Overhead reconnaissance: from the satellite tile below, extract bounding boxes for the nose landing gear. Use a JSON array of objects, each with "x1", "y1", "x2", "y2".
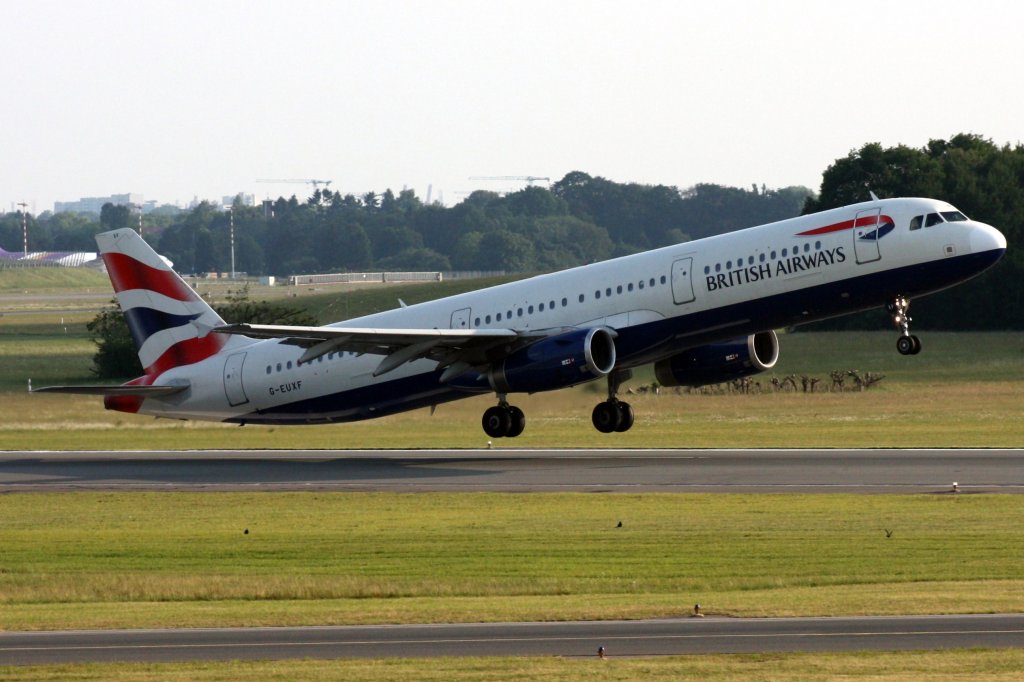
[
  {"x1": 889, "y1": 295, "x2": 921, "y2": 355},
  {"x1": 482, "y1": 396, "x2": 526, "y2": 438}
]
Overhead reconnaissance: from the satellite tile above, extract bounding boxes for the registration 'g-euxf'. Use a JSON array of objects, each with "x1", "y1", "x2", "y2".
[{"x1": 35, "y1": 197, "x2": 1006, "y2": 437}]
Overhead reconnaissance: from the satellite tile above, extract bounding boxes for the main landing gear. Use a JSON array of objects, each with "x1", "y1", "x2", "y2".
[
  {"x1": 482, "y1": 396, "x2": 526, "y2": 438},
  {"x1": 592, "y1": 370, "x2": 634, "y2": 433},
  {"x1": 888, "y1": 295, "x2": 921, "y2": 356}
]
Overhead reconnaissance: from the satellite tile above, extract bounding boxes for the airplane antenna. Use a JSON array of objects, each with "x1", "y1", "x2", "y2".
[{"x1": 869, "y1": 190, "x2": 880, "y2": 202}]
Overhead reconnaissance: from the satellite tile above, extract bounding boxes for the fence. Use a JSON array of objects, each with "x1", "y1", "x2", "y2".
[{"x1": 288, "y1": 270, "x2": 506, "y2": 286}]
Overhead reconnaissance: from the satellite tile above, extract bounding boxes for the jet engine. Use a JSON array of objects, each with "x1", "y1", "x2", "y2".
[
  {"x1": 654, "y1": 330, "x2": 779, "y2": 387},
  {"x1": 488, "y1": 327, "x2": 616, "y2": 394}
]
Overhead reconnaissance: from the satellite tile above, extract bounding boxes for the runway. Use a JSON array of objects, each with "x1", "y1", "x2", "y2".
[
  {"x1": 1, "y1": 448, "x2": 1022, "y2": 493},
  {"x1": 3, "y1": 615, "x2": 1023, "y2": 665}
]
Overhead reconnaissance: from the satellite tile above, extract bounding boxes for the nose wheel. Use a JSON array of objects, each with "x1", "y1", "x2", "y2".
[
  {"x1": 482, "y1": 397, "x2": 526, "y2": 438},
  {"x1": 592, "y1": 370, "x2": 634, "y2": 433},
  {"x1": 888, "y1": 295, "x2": 921, "y2": 356}
]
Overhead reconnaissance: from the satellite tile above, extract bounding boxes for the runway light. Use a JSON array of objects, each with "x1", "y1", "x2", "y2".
[
  {"x1": 952, "y1": 482, "x2": 959, "y2": 493},
  {"x1": 693, "y1": 603, "x2": 703, "y2": 617},
  {"x1": 597, "y1": 646, "x2": 606, "y2": 659}
]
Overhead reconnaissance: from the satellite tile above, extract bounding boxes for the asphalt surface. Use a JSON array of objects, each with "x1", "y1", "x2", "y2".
[
  {"x1": 3, "y1": 615, "x2": 1023, "y2": 665},
  {"x1": 0, "y1": 448, "x2": 1021, "y2": 493}
]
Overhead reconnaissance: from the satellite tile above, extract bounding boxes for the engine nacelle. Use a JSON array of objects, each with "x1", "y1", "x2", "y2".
[
  {"x1": 654, "y1": 330, "x2": 779, "y2": 388},
  {"x1": 489, "y1": 327, "x2": 617, "y2": 394}
]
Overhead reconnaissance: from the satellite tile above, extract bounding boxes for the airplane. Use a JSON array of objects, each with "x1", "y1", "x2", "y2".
[
  {"x1": 33, "y1": 196, "x2": 1006, "y2": 437},
  {"x1": 0, "y1": 245, "x2": 99, "y2": 267}
]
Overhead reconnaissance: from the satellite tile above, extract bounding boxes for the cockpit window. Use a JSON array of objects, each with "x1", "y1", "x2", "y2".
[
  {"x1": 941, "y1": 211, "x2": 968, "y2": 222},
  {"x1": 909, "y1": 215, "x2": 923, "y2": 231},
  {"x1": 924, "y1": 213, "x2": 944, "y2": 227}
]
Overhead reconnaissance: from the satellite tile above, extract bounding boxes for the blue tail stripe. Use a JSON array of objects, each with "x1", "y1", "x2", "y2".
[{"x1": 123, "y1": 307, "x2": 201, "y2": 350}]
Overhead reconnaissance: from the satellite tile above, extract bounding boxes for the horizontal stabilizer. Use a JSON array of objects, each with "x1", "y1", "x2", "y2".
[{"x1": 30, "y1": 384, "x2": 188, "y2": 397}]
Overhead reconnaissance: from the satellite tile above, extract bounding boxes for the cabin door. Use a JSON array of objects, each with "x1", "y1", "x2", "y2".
[
  {"x1": 853, "y1": 209, "x2": 882, "y2": 264},
  {"x1": 223, "y1": 352, "x2": 250, "y2": 407},
  {"x1": 450, "y1": 307, "x2": 472, "y2": 330},
  {"x1": 671, "y1": 257, "x2": 696, "y2": 304}
]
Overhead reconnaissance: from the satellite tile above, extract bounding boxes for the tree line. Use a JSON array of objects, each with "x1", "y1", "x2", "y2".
[{"x1": 1, "y1": 177, "x2": 810, "y2": 276}]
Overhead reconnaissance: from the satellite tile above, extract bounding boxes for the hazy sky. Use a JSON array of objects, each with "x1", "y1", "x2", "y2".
[{"x1": 3, "y1": 0, "x2": 1022, "y2": 213}]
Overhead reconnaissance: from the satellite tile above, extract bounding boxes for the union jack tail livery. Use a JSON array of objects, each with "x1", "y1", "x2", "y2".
[{"x1": 99, "y1": 230, "x2": 229, "y2": 378}]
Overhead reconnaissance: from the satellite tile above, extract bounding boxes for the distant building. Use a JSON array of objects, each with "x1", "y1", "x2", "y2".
[
  {"x1": 222, "y1": 193, "x2": 256, "y2": 209},
  {"x1": 54, "y1": 193, "x2": 149, "y2": 215}
]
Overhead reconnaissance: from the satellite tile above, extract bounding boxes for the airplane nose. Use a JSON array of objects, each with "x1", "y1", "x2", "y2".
[{"x1": 970, "y1": 222, "x2": 1007, "y2": 255}]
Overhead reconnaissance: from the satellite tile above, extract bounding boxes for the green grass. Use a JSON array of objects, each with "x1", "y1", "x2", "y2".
[
  {"x1": 5, "y1": 649, "x2": 1024, "y2": 681},
  {"x1": 0, "y1": 267, "x2": 109, "y2": 293},
  {"x1": 1, "y1": 493, "x2": 1022, "y2": 630}
]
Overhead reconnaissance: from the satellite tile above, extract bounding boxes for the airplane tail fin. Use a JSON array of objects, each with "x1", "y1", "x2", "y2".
[{"x1": 96, "y1": 229, "x2": 234, "y2": 380}]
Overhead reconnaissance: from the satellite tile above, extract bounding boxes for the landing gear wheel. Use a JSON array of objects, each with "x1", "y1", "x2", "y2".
[
  {"x1": 482, "y1": 405, "x2": 512, "y2": 438},
  {"x1": 614, "y1": 401, "x2": 634, "y2": 432},
  {"x1": 592, "y1": 401, "x2": 622, "y2": 433},
  {"x1": 506, "y1": 405, "x2": 526, "y2": 438},
  {"x1": 896, "y1": 335, "x2": 922, "y2": 356},
  {"x1": 889, "y1": 295, "x2": 922, "y2": 355}
]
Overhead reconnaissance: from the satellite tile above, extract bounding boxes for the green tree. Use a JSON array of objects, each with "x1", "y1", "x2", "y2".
[{"x1": 100, "y1": 203, "x2": 132, "y2": 230}]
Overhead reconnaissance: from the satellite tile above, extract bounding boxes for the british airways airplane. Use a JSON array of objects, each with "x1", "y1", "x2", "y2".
[{"x1": 35, "y1": 197, "x2": 1006, "y2": 437}]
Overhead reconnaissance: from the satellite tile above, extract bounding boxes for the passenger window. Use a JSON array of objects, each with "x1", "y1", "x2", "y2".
[
  {"x1": 605, "y1": 287, "x2": 612, "y2": 297},
  {"x1": 616, "y1": 285, "x2": 622, "y2": 294},
  {"x1": 496, "y1": 312, "x2": 502, "y2": 321},
  {"x1": 649, "y1": 278, "x2": 656, "y2": 287},
  {"x1": 639, "y1": 280, "x2": 645, "y2": 289},
  {"x1": 726, "y1": 260, "x2": 732, "y2": 269},
  {"x1": 562, "y1": 297, "x2": 568, "y2": 306},
  {"x1": 578, "y1": 294, "x2": 584, "y2": 303},
  {"x1": 528, "y1": 305, "x2": 534, "y2": 314},
  {"x1": 909, "y1": 215, "x2": 923, "y2": 231},
  {"x1": 660, "y1": 275, "x2": 666, "y2": 284},
  {"x1": 925, "y1": 213, "x2": 944, "y2": 227},
  {"x1": 538, "y1": 303, "x2": 545, "y2": 312},
  {"x1": 627, "y1": 282, "x2": 634, "y2": 292}
]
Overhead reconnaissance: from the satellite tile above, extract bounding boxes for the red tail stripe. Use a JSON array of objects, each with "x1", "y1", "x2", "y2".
[
  {"x1": 143, "y1": 334, "x2": 227, "y2": 378},
  {"x1": 103, "y1": 252, "x2": 195, "y2": 302}
]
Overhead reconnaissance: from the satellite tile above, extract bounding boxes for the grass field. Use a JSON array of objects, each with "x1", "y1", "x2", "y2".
[
  {"x1": 5, "y1": 649, "x2": 1024, "y2": 681},
  {"x1": 1, "y1": 493, "x2": 1022, "y2": 631}
]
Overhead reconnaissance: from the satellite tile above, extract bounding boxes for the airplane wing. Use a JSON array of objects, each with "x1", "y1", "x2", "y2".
[{"x1": 213, "y1": 323, "x2": 540, "y2": 379}]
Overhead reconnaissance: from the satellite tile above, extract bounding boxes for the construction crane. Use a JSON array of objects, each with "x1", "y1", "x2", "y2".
[
  {"x1": 256, "y1": 178, "x2": 334, "y2": 190},
  {"x1": 469, "y1": 176, "x2": 551, "y2": 186}
]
